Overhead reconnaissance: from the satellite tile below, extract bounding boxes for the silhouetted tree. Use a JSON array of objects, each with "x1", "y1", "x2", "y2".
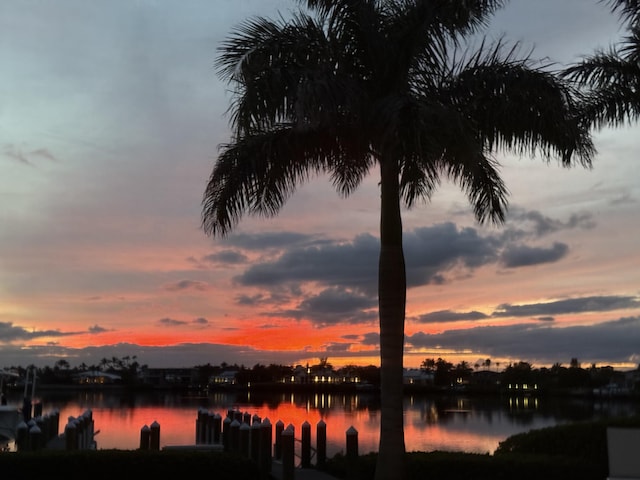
[{"x1": 202, "y1": 3, "x2": 592, "y2": 477}]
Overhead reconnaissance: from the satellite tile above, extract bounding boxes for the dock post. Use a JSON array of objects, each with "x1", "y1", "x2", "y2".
[
  {"x1": 222, "y1": 416, "x2": 231, "y2": 452},
  {"x1": 317, "y1": 420, "x2": 327, "y2": 467},
  {"x1": 301, "y1": 421, "x2": 311, "y2": 468},
  {"x1": 65, "y1": 420, "x2": 77, "y2": 450},
  {"x1": 139, "y1": 425, "x2": 150, "y2": 450},
  {"x1": 251, "y1": 421, "x2": 261, "y2": 463},
  {"x1": 150, "y1": 421, "x2": 160, "y2": 451},
  {"x1": 213, "y1": 413, "x2": 222, "y2": 444},
  {"x1": 274, "y1": 419, "x2": 284, "y2": 459},
  {"x1": 282, "y1": 424, "x2": 295, "y2": 480},
  {"x1": 240, "y1": 422, "x2": 251, "y2": 457},
  {"x1": 260, "y1": 418, "x2": 272, "y2": 478},
  {"x1": 346, "y1": 426, "x2": 359, "y2": 480}
]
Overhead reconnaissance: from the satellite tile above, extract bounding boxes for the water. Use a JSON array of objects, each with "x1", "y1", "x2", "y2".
[{"x1": 7, "y1": 389, "x2": 639, "y2": 456}]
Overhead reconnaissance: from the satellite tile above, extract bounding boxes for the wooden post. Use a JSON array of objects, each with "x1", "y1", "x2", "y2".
[
  {"x1": 317, "y1": 420, "x2": 327, "y2": 467},
  {"x1": 260, "y1": 418, "x2": 272, "y2": 479},
  {"x1": 230, "y1": 419, "x2": 241, "y2": 453},
  {"x1": 282, "y1": 424, "x2": 295, "y2": 480},
  {"x1": 16, "y1": 421, "x2": 28, "y2": 452},
  {"x1": 65, "y1": 420, "x2": 78, "y2": 451},
  {"x1": 274, "y1": 420, "x2": 284, "y2": 459},
  {"x1": 251, "y1": 421, "x2": 261, "y2": 463},
  {"x1": 195, "y1": 408, "x2": 204, "y2": 444},
  {"x1": 213, "y1": 413, "x2": 222, "y2": 444},
  {"x1": 223, "y1": 416, "x2": 231, "y2": 452},
  {"x1": 240, "y1": 422, "x2": 251, "y2": 457},
  {"x1": 139, "y1": 425, "x2": 150, "y2": 450},
  {"x1": 346, "y1": 426, "x2": 359, "y2": 480},
  {"x1": 301, "y1": 421, "x2": 311, "y2": 468},
  {"x1": 150, "y1": 421, "x2": 160, "y2": 451},
  {"x1": 29, "y1": 423, "x2": 42, "y2": 451}
]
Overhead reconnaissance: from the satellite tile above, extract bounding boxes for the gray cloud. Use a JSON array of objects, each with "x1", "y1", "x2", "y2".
[
  {"x1": 291, "y1": 287, "x2": 378, "y2": 326},
  {"x1": 236, "y1": 233, "x2": 380, "y2": 293},
  {"x1": 163, "y1": 280, "x2": 209, "y2": 292},
  {"x1": 88, "y1": 325, "x2": 109, "y2": 334},
  {"x1": 507, "y1": 209, "x2": 595, "y2": 238},
  {"x1": 406, "y1": 316, "x2": 640, "y2": 365},
  {"x1": 492, "y1": 295, "x2": 640, "y2": 317},
  {"x1": 158, "y1": 317, "x2": 187, "y2": 327},
  {"x1": 203, "y1": 250, "x2": 248, "y2": 264},
  {"x1": 416, "y1": 310, "x2": 490, "y2": 324},
  {"x1": 500, "y1": 242, "x2": 569, "y2": 267},
  {"x1": 0, "y1": 322, "x2": 80, "y2": 342}
]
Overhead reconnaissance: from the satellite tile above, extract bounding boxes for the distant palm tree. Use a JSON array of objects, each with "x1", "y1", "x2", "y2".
[
  {"x1": 202, "y1": 2, "x2": 593, "y2": 478},
  {"x1": 564, "y1": 0, "x2": 640, "y2": 127}
]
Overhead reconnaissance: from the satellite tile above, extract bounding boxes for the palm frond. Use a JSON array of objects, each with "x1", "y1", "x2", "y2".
[{"x1": 439, "y1": 41, "x2": 594, "y2": 167}]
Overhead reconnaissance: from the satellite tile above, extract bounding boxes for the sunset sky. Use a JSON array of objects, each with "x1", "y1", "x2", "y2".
[{"x1": 1, "y1": 0, "x2": 639, "y2": 371}]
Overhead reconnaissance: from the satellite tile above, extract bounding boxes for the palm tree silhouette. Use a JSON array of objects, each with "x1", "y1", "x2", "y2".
[
  {"x1": 202, "y1": 2, "x2": 593, "y2": 478},
  {"x1": 564, "y1": 0, "x2": 640, "y2": 128}
]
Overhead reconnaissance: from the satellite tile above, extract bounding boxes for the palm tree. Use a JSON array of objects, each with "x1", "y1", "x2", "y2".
[
  {"x1": 202, "y1": 2, "x2": 593, "y2": 478},
  {"x1": 563, "y1": 0, "x2": 640, "y2": 127}
]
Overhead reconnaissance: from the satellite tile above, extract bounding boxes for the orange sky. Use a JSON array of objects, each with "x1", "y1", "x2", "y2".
[{"x1": 1, "y1": 1, "x2": 639, "y2": 371}]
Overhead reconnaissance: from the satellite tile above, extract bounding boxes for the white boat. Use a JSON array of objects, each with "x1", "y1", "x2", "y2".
[
  {"x1": 0, "y1": 405, "x2": 20, "y2": 446},
  {"x1": 1, "y1": 369, "x2": 27, "y2": 449}
]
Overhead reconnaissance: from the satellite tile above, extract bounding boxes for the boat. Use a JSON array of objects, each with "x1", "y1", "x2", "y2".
[{"x1": 0, "y1": 368, "x2": 37, "y2": 450}]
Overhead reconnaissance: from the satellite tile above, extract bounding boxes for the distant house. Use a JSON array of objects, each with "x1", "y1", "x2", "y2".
[
  {"x1": 209, "y1": 370, "x2": 238, "y2": 387},
  {"x1": 73, "y1": 370, "x2": 122, "y2": 385},
  {"x1": 403, "y1": 369, "x2": 434, "y2": 386}
]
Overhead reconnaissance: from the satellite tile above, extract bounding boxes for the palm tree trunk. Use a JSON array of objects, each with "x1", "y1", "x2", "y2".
[{"x1": 375, "y1": 158, "x2": 407, "y2": 480}]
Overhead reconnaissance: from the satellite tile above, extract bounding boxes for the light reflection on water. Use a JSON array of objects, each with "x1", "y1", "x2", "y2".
[{"x1": 7, "y1": 390, "x2": 639, "y2": 456}]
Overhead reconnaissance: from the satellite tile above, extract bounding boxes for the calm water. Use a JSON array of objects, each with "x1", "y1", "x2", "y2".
[{"x1": 7, "y1": 389, "x2": 640, "y2": 456}]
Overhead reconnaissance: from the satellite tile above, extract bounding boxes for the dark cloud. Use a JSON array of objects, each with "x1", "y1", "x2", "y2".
[
  {"x1": 416, "y1": 310, "x2": 489, "y2": 324},
  {"x1": 507, "y1": 209, "x2": 595, "y2": 238},
  {"x1": 493, "y1": 295, "x2": 640, "y2": 317},
  {"x1": 202, "y1": 250, "x2": 248, "y2": 264},
  {"x1": 163, "y1": 280, "x2": 209, "y2": 291},
  {"x1": 236, "y1": 233, "x2": 380, "y2": 293},
  {"x1": 0, "y1": 322, "x2": 80, "y2": 342},
  {"x1": 500, "y1": 242, "x2": 569, "y2": 267},
  {"x1": 88, "y1": 325, "x2": 109, "y2": 334},
  {"x1": 406, "y1": 316, "x2": 640, "y2": 365},
  {"x1": 324, "y1": 342, "x2": 352, "y2": 353},
  {"x1": 235, "y1": 292, "x2": 291, "y2": 307},
  {"x1": 192, "y1": 317, "x2": 209, "y2": 326},
  {"x1": 361, "y1": 332, "x2": 380, "y2": 346},
  {"x1": 158, "y1": 317, "x2": 187, "y2": 327},
  {"x1": 292, "y1": 287, "x2": 378, "y2": 326}
]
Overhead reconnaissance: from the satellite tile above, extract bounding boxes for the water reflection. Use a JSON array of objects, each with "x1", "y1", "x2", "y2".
[{"x1": 8, "y1": 390, "x2": 639, "y2": 456}]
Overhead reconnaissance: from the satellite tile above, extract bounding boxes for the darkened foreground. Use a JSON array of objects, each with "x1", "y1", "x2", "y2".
[{"x1": 1, "y1": 416, "x2": 639, "y2": 480}]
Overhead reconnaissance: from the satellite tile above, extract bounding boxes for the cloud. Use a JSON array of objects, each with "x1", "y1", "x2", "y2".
[
  {"x1": 0, "y1": 322, "x2": 81, "y2": 343},
  {"x1": 88, "y1": 325, "x2": 109, "y2": 334},
  {"x1": 202, "y1": 250, "x2": 248, "y2": 264},
  {"x1": 236, "y1": 232, "x2": 380, "y2": 293},
  {"x1": 492, "y1": 295, "x2": 640, "y2": 317},
  {"x1": 163, "y1": 280, "x2": 209, "y2": 292},
  {"x1": 158, "y1": 317, "x2": 187, "y2": 327},
  {"x1": 406, "y1": 316, "x2": 640, "y2": 365},
  {"x1": 507, "y1": 209, "x2": 595, "y2": 238},
  {"x1": 289, "y1": 287, "x2": 378, "y2": 326},
  {"x1": 416, "y1": 310, "x2": 490, "y2": 324},
  {"x1": 500, "y1": 242, "x2": 569, "y2": 267}
]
